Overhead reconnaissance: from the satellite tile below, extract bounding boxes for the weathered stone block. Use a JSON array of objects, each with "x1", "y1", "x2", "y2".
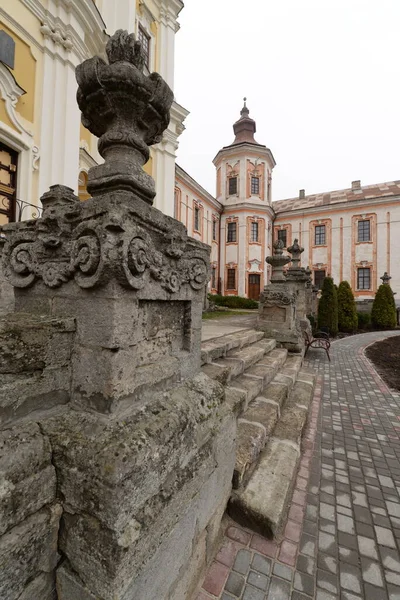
[
  {"x1": 40, "y1": 374, "x2": 235, "y2": 600},
  {"x1": 229, "y1": 439, "x2": 300, "y2": 537},
  {"x1": 0, "y1": 423, "x2": 56, "y2": 535},
  {"x1": 0, "y1": 504, "x2": 61, "y2": 600},
  {"x1": 18, "y1": 573, "x2": 56, "y2": 600},
  {"x1": 0, "y1": 314, "x2": 75, "y2": 426}
]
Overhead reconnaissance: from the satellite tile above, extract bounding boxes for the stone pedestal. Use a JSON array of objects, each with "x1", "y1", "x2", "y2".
[
  {"x1": 0, "y1": 31, "x2": 235, "y2": 600},
  {"x1": 257, "y1": 241, "x2": 303, "y2": 352},
  {"x1": 286, "y1": 240, "x2": 311, "y2": 335}
]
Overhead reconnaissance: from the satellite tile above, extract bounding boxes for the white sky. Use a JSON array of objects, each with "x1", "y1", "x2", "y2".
[{"x1": 174, "y1": 0, "x2": 400, "y2": 201}]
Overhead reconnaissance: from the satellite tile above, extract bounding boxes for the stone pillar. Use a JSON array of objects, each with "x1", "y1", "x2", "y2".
[
  {"x1": 257, "y1": 240, "x2": 303, "y2": 352},
  {"x1": 286, "y1": 239, "x2": 311, "y2": 334},
  {"x1": 0, "y1": 31, "x2": 235, "y2": 600}
]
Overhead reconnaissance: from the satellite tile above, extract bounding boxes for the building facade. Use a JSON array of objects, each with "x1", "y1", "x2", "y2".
[
  {"x1": 175, "y1": 103, "x2": 400, "y2": 300},
  {"x1": 0, "y1": 0, "x2": 186, "y2": 226}
]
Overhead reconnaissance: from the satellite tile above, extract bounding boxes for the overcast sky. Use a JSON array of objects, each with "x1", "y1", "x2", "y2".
[{"x1": 174, "y1": 0, "x2": 400, "y2": 201}]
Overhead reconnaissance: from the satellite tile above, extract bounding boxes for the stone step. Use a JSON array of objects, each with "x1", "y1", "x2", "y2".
[
  {"x1": 225, "y1": 374, "x2": 264, "y2": 415},
  {"x1": 200, "y1": 329, "x2": 264, "y2": 366},
  {"x1": 233, "y1": 398, "x2": 280, "y2": 489},
  {"x1": 228, "y1": 369, "x2": 317, "y2": 538}
]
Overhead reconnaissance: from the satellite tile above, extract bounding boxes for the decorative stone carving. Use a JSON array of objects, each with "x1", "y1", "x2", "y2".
[
  {"x1": 262, "y1": 289, "x2": 296, "y2": 306},
  {"x1": 266, "y1": 239, "x2": 291, "y2": 283},
  {"x1": 381, "y1": 271, "x2": 391, "y2": 284},
  {"x1": 1, "y1": 184, "x2": 209, "y2": 294},
  {"x1": 76, "y1": 29, "x2": 174, "y2": 201}
]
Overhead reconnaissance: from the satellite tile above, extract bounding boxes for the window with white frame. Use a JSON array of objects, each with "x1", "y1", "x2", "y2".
[
  {"x1": 251, "y1": 221, "x2": 259, "y2": 242},
  {"x1": 227, "y1": 222, "x2": 237, "y2": 243},
  {"x1": 251, "y1": 176, "x2": 260, "y2": 195},
  {"x1": 227, "y1": 268, "x2": 236, "y2": 290},
  {"x1": 358, "y1": 220, "x2": 371, "y2": 242},
  {"x1": 212, "y1": 219, "x2": 217, "y2": 241},
  {"x1": 315, "y1": 224, "x2": 326, "y2": 246},
  {"x1": 138, "y1": 26, "x2": 151, "y2": 69},
  {"x1": 357, "y1": 267, "x2": 371, "y2": 290},
  {"x1": 228, "y1": 177, "x2": 238, "y2": 195},
  {"x1": 194, "y1": 206, "x2": 200, "y2": 231},
  {"x1": 277, "y1": 229, "x2": 287, "y2": 247}
]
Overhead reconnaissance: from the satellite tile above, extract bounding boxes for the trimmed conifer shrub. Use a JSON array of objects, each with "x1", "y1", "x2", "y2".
[
  {"x1": 337, "y1": 281, "x2": 358, "y2": 332},
  {"x1": 371, "y1": 284, "x2": 397, "y2": 329},
  {"x1": 317, "y1": 276, "x2": 338, "y2": 336}
]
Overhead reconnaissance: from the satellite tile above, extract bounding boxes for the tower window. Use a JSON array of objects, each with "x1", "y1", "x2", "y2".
[
  {"x1": 138, "y1": 26, "x2": 151, "y2": 68},
  {"x1": 212, "y1": 219, "x2": 217, "y2": 241},
  {"x1": 277, "y1": 229, "x2": 287, "y2": 247},
  {"x1": 357, "y1": 267, "x2": 371, "y2": 290},
  {"x1": 194, "y1": 206, "x2": 200, "y2": 231},
  {"x1": 315, "y1": 224, "x2": 326, "y2": 246},
  {"x1": 227, "y1": 222, "x2": 237, "y2": 243},
  {"x1": 228, "y1": 177, "x2": 238, "y2": 195},
  {"x1": 358, "y1": 220, "x2": 371, "y2": 242},
  {"x1": 227, "y1": 268, "x2": 236, "y2": 290},
  {"x1": 251, "y1": 222, "x2": 259, "y2": 242},
  {"x1": 251, "y1": 176, "x2": 260, "y2": 195}
]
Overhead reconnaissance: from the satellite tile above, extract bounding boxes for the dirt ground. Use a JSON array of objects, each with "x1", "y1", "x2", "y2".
[{"x1": 365, "y1": 335, "x2": 400, "y2": 391}]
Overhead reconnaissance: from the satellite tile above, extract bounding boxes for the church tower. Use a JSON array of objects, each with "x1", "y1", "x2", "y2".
[{"x1": 213, "y1": 100, "x2": 276, "y2": 299}]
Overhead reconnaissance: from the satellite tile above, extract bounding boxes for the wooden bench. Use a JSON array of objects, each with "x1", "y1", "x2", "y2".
[{"x1": 304, "y1": 330, "x2": 331, "y2": 361}]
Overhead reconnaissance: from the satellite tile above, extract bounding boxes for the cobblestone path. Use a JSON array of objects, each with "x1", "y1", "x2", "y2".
[{"x1": 197, "y1": 331, "x2": 400, "y2": 600}]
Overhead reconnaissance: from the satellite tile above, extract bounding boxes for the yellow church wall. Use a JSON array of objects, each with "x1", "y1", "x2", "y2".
[
  {"x1": 0, "y1": 98, "x2": 17, "y2": 132},
  {"x1": 80, "y1": 123, "x2": 92, "y2": 150},
  {"x1": 0, "y1": 21, "x2": 38, "y2": 124},
  {"x1": 143, "y1": 153, "x2": 153, "y2": 177}
]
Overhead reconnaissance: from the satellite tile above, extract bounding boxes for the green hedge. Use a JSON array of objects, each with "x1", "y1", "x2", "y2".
[
  {"x1": 208, "y1": 294, "x2": 258, "y2": 310},
  {"x1": 317, "y1": 276, "x2": 338, "y2": 336},
  {"x1": 371, "y1": 284, "x2": 397, "y2": 329},
  {"x1": 357, "y1": 312, "x2": 371, "y2": 330},
  {"x1": 337, "y1": 281, "x2": 358, "y2": 332}
]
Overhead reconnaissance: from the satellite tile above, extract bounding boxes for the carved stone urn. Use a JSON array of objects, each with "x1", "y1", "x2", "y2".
[
  {"x1": 76, "y1": 29, "x2": 174, "y2": 202},
  {"x1": 266, "y1": 239, "x2": 291, "y2": 283}
]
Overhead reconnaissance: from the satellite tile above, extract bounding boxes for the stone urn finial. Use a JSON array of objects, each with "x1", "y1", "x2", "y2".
[
  {"x1": 266, "y1": 239, "x2": 291, "y2": 283},
  {"x1": 76, "y1": 29, "x2": 174, "y2": 202},
  {"x1": 381, "y1": 271, "x2": 391, "y2": 285},
  {"x1": 287, "y1": 238, "x2": 304, "y2": 270}
]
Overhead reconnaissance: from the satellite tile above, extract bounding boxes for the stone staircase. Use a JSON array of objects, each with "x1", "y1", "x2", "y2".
[{"x1": 201, "y1": 327, "x2": 316, "y2": 539}]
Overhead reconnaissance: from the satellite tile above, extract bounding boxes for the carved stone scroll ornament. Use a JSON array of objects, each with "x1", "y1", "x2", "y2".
[
  {"x1": 262, "y1": 290, "x2": 296, "y2": 307},
  {"x1": 75, "y1": 30, "x2": 174, "y2": 202}
]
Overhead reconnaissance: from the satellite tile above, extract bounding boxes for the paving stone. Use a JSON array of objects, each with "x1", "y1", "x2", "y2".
[
  {"x1": 297, "y1": 553, "x2": 315, "y2": 576},
  {"x1": 316, "y1": 569, "x2": 338, "y2": 594},
  {"x1": 272, "y1": 562, "x2": 293, "y2": 581},
  {"x1": 247, "y1": 570, "x2": 269, "y2": 591},
  {"x1": 233, "y1": 549, "x2": 251, "y2": 575},
  {"x1": 357, "y1": 535, "x2": 378, "y2": 560},
  {"x1": 266, "y1": 577, "x2": 291, "y2": 600},
  {"x1": 380, "y1": 547, "x2": 400, "y2": 572},
  {"x1": 364, "y1": 583, "x2": 390, "y2": 600},
  {"x1": 242, "y1": 585, "x2": 265, "y2": 600},
  {"x1": 361, "y1": 556, "x2": 384, "y2": 587},
  {"x1": 225, "y1": 571, "x2": 245, "y2": 597},
  {"x1": 317, "y1": 553, "x2": 337, "y2": 574},
  {"x1": 251, "y1": 553, "x2": 271, "y2": 576},
  {"x1": 375, "y1": 525, "x2": 396, "y2": 548},
  {"x1": 293, "y1": 571, "x2": 315, "y2": 596},
  {"x1": 340, "y1": 564, "x2": 362, "y2": 594},
  {"x1": 337, "y1": 513, "x2": 355, "y2": 534}
]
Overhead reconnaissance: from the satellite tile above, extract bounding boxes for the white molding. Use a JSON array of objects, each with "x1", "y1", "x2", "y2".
[
  {"x1": 0, "y1": 63, "x2": 32, "y2": 137},
  {"x1": 0, "y1": 121, "x2": 37, "y2": 206},
  {"x1": 79, "y1": 147, "x2": 98, "y2": 172}
]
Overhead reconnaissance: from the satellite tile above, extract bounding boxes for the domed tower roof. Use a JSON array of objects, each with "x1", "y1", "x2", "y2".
[{"x1": 232, "y1": 98, "x2": 261, "y2": 146}]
